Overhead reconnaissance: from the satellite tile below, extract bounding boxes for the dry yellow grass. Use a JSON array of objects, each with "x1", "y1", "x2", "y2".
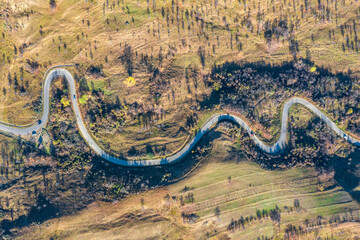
[
  {"x1": 0, "y1": 0, "x2": 360, "y2": 159},
  {"x1": 15, "y1": 130, "x2": 360, "y2": 239},
  {"x1": 1, "y1": 1, "x2": 360, "y2": 239}
]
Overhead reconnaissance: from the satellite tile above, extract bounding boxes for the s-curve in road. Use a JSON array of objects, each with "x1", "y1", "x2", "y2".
[{"x1": 0, "y1": 67, "x2": 359, "y2": 166}]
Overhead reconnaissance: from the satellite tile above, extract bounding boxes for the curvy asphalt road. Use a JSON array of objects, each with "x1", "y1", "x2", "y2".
[{"x1": 0, "y1": 67, "x2": 359, "y2": 166}]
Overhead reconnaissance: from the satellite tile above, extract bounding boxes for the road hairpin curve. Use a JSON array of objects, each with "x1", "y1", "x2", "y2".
[{"x1": 0, "y1": 66, "x2": 359, "y2": 166}]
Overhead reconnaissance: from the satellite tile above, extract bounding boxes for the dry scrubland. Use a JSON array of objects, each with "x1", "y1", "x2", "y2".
[
  {"x1": 1, "y1": 0, "x2": 360, "y2": 239},
  {"x1": 16, "y1": 132, "x2": 360, "y2": 239}
]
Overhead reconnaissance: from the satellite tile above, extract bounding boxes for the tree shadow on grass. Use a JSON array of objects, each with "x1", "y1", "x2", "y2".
[
  {"x1": 330, "y1": 151, "x2": 360, "y2": 202},
  {"x1": 85, "y1": 128, "x2": 224, "y2": 192},
  {"x1": 1, "y1": 193, "x2": 58, "y2": 235}
]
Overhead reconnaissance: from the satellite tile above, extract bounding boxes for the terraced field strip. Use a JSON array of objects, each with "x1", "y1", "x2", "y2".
[{"x1": 192, "y1": 177, "x2": 318, "y2": 212}]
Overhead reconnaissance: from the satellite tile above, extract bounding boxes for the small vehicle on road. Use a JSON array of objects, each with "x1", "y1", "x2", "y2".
[
  {"x1": 73, "y1": 94, "x2": 76, "y2": 99},
  {"x1": 38, "y1": 120, "x2": 42, "y2": 124},
  {"x1": 32, "y1": 131, "x2": 36, "y2": 136}
]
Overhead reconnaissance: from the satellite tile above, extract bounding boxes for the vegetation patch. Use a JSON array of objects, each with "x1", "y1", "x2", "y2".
[
  {"x1": 60, "y1": 97, "x2": 70, "y2": 107},
  {"x1": 79, "y1": 94, "x2": 89, "y2": 105},
  {"x1": 123, "y1": 76, "x2": 136, "y2": 87}
]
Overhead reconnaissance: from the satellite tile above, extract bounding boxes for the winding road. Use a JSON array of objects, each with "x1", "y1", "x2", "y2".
[{"x1": 0, "y1": 67, "x2": 359, "y2": 166}]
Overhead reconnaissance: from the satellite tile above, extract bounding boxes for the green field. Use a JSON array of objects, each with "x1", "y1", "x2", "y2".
[
  {"x1": 168, "y1": 136, "x2": 360, "y2": 239},
  {"x1": 15, "y1": 131, "x2": 360, "y2": 239}
]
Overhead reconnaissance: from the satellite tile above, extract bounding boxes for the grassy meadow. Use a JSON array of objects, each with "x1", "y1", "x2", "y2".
[{"x1": 15, "y1": 132, "x2": 360, "y2": 239}]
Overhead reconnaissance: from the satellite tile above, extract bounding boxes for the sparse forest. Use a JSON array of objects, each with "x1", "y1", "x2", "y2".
[{"x1": 1, "y1": 0, "x2": 360, "y2": 239}]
